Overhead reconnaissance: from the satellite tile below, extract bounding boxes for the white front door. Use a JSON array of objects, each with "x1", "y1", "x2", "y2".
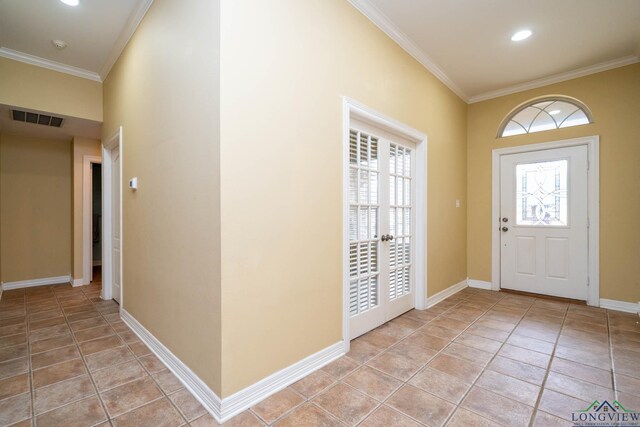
[
  {"x1": 349, "y1": 121, "x2": 415, "y2": 339},
  {"x1": 500, "y1": 145, "x2": 588, "y2": 300},
  {"x1": 111, "y1": 147, "x2": 121, "y2": 303}
]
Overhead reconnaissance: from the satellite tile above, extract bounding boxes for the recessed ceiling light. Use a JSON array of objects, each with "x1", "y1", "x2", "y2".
[
  {"x1": 60, "y1": 0, "x2": 79, "y2": 6},
  {"x1": 548, "y1": 110, "x2": 561, "y2": 115},
  {"x1": 52, "y1": 39, "x2": 68, "y2": 50},
  {"x1": 511, "y1": 30, "x2": 532, "y2": 42}
]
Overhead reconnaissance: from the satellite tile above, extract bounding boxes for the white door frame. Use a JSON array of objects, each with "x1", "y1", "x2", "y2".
[
  {"x1": 83, "y1": 155, "x2": 102, "y2": 286},
  {"x1": 101, "y1": 127, "x2": 123, "y2": 304},
  {"x1": 491, "y1": 135, "x2": 599, "y2": 306},
  {"x1": 343, "y1": 97, "x2": 427, "y2": 353}
]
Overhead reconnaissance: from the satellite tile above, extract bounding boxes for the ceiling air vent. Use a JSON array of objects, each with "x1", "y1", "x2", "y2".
[{"x1": 12, "y1": 109, "x2": 64, "y2": 128}]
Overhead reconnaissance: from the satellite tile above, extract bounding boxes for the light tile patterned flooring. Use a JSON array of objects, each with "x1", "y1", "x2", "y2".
[{"x1": 1, "y1": 285, "x2": 639, "y2": 426}]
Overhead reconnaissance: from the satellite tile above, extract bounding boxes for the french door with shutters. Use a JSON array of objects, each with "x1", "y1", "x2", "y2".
[
  {"x1": 348, "y1": 121, "x2": 415, "y2": 339},
  {"x1": 500, "y1": 145, "x2": 588, "y2": 300}
]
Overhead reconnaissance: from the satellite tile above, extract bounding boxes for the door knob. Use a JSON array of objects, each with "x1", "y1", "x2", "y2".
[
  {"x1": 502, "y1": 218, "x2": 508, "y2": 222},
  {"x1": 501, "y1": 227, "x2": 508, "y2": 232},
  {"x1": 388, "y1": 234, "x2": 394, "y2": 241},
  {"x1": 381, "y1": 234, "x2": 394, "y2": 242}
]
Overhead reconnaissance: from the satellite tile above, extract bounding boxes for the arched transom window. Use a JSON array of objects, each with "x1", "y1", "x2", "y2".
[{"x1": 498, "y1": 96, "x2": 593, "y2": 138}]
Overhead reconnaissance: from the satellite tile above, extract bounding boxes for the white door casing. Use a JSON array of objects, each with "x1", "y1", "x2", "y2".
[
  {"x1": 111, "y1": 148, "x2": 121, "y2": 303},
  {"x1": 101, "y1": 127, "x2": 123, "y2": 304},
  {"x1": 500, "y1": 146, "x2": 588, "y2": 300},
  {"x1": 491, "y1": 136, "x2": 599, "y2": 306},
  {"x1": 343, "y1": 97, "x2": 427, "y2": 349}
]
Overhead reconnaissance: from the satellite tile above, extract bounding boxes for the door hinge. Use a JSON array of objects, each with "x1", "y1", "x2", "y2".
[
  {"x1": 587, "y1": 217, "x2": 590, "y2": 228},
  {"x1": 587, "y1": 276, "x2": 590, "y2": 287}
]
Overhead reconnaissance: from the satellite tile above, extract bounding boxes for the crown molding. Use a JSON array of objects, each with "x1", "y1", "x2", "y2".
[
  {"x1": 347, "y1": 0, "x2": 469, "y2": 102},
  {"x1": 0, "y1": 47, "x2": 101, "y2": 82},
  {"x1": 99, "y1": 0, "x2": 154, "y2": 81},
  {"x1": 468, "y1": 55, "x2": 640, "y2": 103}
]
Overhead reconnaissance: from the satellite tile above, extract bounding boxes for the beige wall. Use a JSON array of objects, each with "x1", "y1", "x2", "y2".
[
  {"x1": 102, "y1": 0, "x2": 222, "y2": 393},
  {"x1": 0, "y1": 134, "x2": 71, "y2": 283},
  {"x1": 467, "y1": 63, "x2": 640, "y2": 303},
  {"x1": 0, "y1": 57, "x2": 102, "y2": 122},
  {"x1": 71, "y1": 138, "x2": 102, "y2": 282},
  {"x1": 219, "y1": 0, "x2": 467, "y2": 396}
]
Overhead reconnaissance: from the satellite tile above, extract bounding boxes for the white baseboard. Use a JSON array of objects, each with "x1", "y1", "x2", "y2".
[
  {"x1": 1, "y1": 275, "x2": 71, "y2": 291},
  {"x1": 426, "y1": 279, "x2": 468, "y2": 308},
  {"x1": 72, "y1": 277, "x2": 85, "y2": 287},
  {"x1": 93, "y1": 260, "x2": 102, "y2": 267},
  {"x1": 600, "y1": 299, "x2": 640, "y2": 314},
  {"x1": 121, "y1": 309, "x2": 344, "y2": 423},
  {"x1": 467, "y1": 279, "x2": 493, "y2": 290}
]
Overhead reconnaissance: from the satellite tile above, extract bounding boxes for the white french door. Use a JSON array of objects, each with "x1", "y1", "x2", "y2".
[
  {"x1": 500, "y1": 145, "x2": 588, "y2": 300},
  {"x1": 348, "y1": 121, "x2": 415, "y2": 339}
]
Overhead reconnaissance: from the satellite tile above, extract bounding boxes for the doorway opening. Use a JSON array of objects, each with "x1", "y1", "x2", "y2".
[
  {"x1": 83, "y1": 155, "x2": 102, "y2": 286},
  {"x1": 491, "y1": 136, "x2": 599, "y2": 306}
]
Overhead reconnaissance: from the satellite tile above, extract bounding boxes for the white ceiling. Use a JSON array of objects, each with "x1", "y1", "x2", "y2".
[
  {"x1": 0, "y1": 0, "x2": 152, "y2": 81},
  {"x1": 351, "y1": 0, "x2": 640, "y2": 102},
  {"x1": 0, "y1": 1, "x2": 638, "y2": 103}
]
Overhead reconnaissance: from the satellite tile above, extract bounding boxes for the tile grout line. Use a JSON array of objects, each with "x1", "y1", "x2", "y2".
[
  {"x1": 430, "y1": 292, "x2": 534, "y2": 427},
  {"x1": 526, "y1": 301, "x2": 570, "y2": 427},
  {"x1": 606, "y1": 309, "x2": 618, "y2": 402},
  {"x1": 354, "y1": 290, "x2": 505, "y2": 426},
  {"x1": 52, "y1": 283, "x2": 113, "y2": 426}
]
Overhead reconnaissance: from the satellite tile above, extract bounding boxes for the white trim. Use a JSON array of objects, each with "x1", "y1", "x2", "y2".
[
  {"x1": 599, "y1": 299, "x2": 640, "y2": 314},
  {"x1": 342, "y1": 97, "x2": 427, "y2": 353},
  {"x1": 121, "y1": 309, "x2": 344, "y2": 423},
  {"x1": 221, "y1": 342, "x2": 344, "y2": 422},
  {"x1": 467, "y1": 279, "x2": 493, "y2": 290},
  {"x1": 99, "y1": 0, "x2": 155, "y2": 80},
  {"x1": 2, "y1": 276, "x2": 71, "y2": 290},
  {"x1": 426, "y1": 280, "x2": 468, "y2": 308},
  {"x1": 347, "y1": 0, "x2": 467, "y2": 102},
  {"x1": 83, "y1": 155, "x2": 102, "y2": 286},
  {"x1": 101, "y1": 127, "x2": 123, "y2": 302},
  {"x1": 491, "y1": 136, "x2": 600, "y2": 306},
  {"x1": 72, "y1": 277, "x2": 84, "y2": 287},
  {"x1": 469, "y1": 56, "x2": 639, "y2": 103},
  {"x1": 0, "y1": 47, "x2": 101, "y2": 82}
]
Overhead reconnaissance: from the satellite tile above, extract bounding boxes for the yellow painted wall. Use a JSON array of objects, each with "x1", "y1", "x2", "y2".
[
  {"x1": 0, "y1": 57, "x2": 102, "y2": 122},
  {"x1": 467, "y1": 63, "x2": 640, "y2": 303},
  {"x1": 0, "y1": 134, "x2": 71, "y2": 282},
  {"x1": 71, "y1": 138, "x2": 102, "y2": 282},
  {"x1": 219, "y1": 0, "x2": 467, "y2": 396},
  {"x1": 102, "y1": 0, "x2": 222, "y2": 393}
]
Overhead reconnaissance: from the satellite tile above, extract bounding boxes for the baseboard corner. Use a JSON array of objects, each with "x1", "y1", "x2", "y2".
[
  {"x1": 121, "y1": 309, "x2": 344, "y2": 423},
  {"x1": 599, "y1": 298, "x2": 640, "y2": 314},
  {"x1": 467, "y1": 279, "x2": 493, "y2": 290},
  {"x1": 426, "y1": 279, "x2": 468, "y2": 308}
]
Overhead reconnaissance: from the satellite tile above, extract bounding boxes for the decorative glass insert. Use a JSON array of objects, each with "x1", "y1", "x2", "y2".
[
  {"x1": 499, "y1": 97, "x2": 592, "y2": 138},
  {"x1": 516, "y1": 160, "x2": 568, "y2": 226}
]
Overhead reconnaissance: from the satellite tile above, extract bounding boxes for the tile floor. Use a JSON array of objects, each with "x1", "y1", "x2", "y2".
[{"x1": 1, "y1": 285, "x2": 639, "y2": 426}]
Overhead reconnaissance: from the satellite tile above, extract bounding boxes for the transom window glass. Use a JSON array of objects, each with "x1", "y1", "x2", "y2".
[
  {"x1": 499, "y1": 96, "x2": 593, "y2": 138},
  {"x1": 516, "y1": 160, "x2": 568, "y2": 226}
]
